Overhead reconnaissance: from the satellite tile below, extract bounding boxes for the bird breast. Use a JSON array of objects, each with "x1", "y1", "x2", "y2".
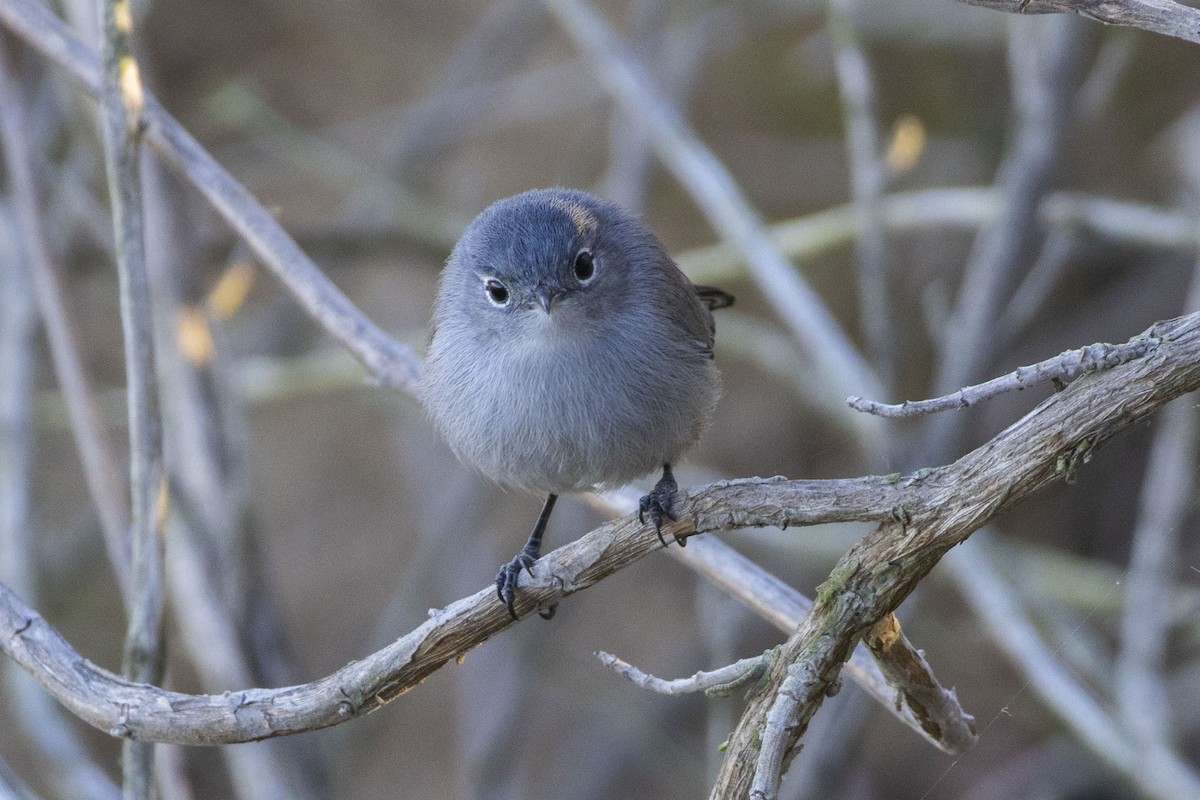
[{"x1": 423, "y1": 315, "x2": 717, "y2": 495}]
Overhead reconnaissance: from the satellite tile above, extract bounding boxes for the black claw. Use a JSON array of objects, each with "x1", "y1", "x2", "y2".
[
  {"x1": 496, "y1": 549, "x2": 539, "y2": 620},
  {"x1": 639, "y1": 464, "x2": 683, "y2": 547},
  {"x1": 496, "y1": 493, "x2": 558, "y2": 621}
]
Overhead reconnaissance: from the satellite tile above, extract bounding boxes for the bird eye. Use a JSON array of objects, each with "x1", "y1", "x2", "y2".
[
  {"x1": 484, "y1": 278, "x2": 510, "y2": 306},
  {"x1": 573, "y1": 249, "x2": 595, "y2": 283}
]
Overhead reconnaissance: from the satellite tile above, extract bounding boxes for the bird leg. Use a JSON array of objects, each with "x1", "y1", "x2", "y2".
[
  {"x1": 496, "y1": 493, "x2": 558, "y2": 620},
  {"x1": 639, "y1": 463, "x2": 683, "y2": 547}
]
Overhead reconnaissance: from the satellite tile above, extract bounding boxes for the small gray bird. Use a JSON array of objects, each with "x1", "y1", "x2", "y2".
[{"x1": 423, "y1": 188, "x2": 732, "y2": 619}]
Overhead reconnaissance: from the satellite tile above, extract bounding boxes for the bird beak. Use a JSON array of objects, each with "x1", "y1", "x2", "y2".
[{"x1": 534, "y1": 285, "x2": 559, "y2": 313}]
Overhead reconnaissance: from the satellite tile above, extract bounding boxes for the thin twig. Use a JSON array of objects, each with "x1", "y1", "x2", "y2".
[
  {"x1": 0, "y1": 0, "x2": 422, "y2": 394},
  {"x1": 596, "y1": 649, "x2": 775, "y2": 697},
  {"x1": 847, "y1": 335, "x2": 1160, "y2": 418},
  {"x1": 922, "y1": 16, "x2": 1086, "y2": 461},
  {"x1": 97, "y1": 0, "x2": 165, "y2": 795},
  {"x1": 541, "y1": 0, "x2": 884, "y2": 405},
  {"x1": 954, "y1": 0, "x2": 1200, "y2": 45}
]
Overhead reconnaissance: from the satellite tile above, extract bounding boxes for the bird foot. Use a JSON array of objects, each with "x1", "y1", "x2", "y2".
[
  {"x1": 639, "y1": 469, "x2": 683, "y2": 547},
  {"x1": 495, "y1": 547, "x2": 556, "y2": 620}
]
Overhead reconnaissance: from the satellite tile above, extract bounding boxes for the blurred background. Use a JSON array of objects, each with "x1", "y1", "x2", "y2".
[{"x1": 2, "y1": 0, "x2": 1200, "y2": 798}]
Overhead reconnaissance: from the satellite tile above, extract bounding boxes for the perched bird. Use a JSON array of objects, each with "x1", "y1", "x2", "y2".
[{"x1": 423, "y1": 188, "x2": 733, "y2": 619}]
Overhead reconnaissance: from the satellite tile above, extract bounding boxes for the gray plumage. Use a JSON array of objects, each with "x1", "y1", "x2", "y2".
[{"x1": 423, "y1": 188, "x2": 723, "y2": 496}]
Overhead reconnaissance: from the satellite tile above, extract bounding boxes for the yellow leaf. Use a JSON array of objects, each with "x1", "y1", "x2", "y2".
[
  {"x1": 208, "y1": 261, "x2": 255, "y2": 320},
  {"x1": 118, "y1": 56, "x2": 144, "y2": 132},
  {"x1": 177, "y1": 307, "x2": 215, "y2": 367},
  {"x1": 886, "y1": 114, "x2": 926, "y2": 175}
]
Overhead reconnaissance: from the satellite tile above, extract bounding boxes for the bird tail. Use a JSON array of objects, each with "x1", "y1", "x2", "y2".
[{"x1": 694, "y1": 285, "x2": 735, "y2": 310}]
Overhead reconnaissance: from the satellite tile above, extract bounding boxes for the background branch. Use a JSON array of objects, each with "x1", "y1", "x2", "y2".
[
  {"x1": 3, "y1": 0, "x2": 1200, "y2": 796},
  {"x1": 97, "y1": 0, "x2": 168, "y2": 794},
  {"x1": 0, "y1": 0, "x2": 423, "y2": 395}
]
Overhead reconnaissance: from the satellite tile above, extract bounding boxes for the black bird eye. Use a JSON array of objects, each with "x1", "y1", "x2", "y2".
[
  {"x1": 573, "y1": 248, "x2": 595, "y2": 283},
  {"x1": 484, "y1": 278, "x2": 510, "y2": 306}
]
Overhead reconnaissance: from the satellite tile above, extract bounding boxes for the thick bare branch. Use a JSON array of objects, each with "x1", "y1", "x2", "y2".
[
  {"x1": 955, "y1": 0, "x2": 1200, "y2": 45},
  {"x1": 0, "y1": 474, "x2": 902, "y2": 745},
  {"x1": 710, "y1": 310, "x2": 1200, "y2": 799}
]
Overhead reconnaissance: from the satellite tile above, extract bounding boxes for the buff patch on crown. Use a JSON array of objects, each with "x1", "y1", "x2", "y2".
[{"x1": 548, "y1": 196, "x2": 599, "y2": 237}]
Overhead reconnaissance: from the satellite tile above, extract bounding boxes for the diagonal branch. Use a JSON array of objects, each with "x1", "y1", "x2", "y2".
[
  {"x1": 0, "y1": 474, "x2": 902, "y2": 746},
  {"x1": 710, "y1": 309, "x2": 1200, "y2": 799},
  {"x1": 954, "y1": 0, "x2": 1200, "y2": 45}
]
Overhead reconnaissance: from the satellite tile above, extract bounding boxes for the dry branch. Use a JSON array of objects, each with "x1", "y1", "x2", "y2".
[
  {"x1": 592, "y1": 491, "x2": 979, "y2": 755},
  {"x1": 862, "y1": 614, "x2": 978, "y2": 756},
  {"x1": 596, "y1": 649, "x2": 775, "y2": 697},
  {"x1": 848, "y1": 335, "x2": 1160, "y2": 417},
  {"x1": 954, "y1": 0, "x2": 1200, "y2": 45},
  {"x1": 0, "y1": 475, "x2": 902, "y2": 745},
  {"x1": 710, "y1": 310, "x2": 1200, "y2": 799}
]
